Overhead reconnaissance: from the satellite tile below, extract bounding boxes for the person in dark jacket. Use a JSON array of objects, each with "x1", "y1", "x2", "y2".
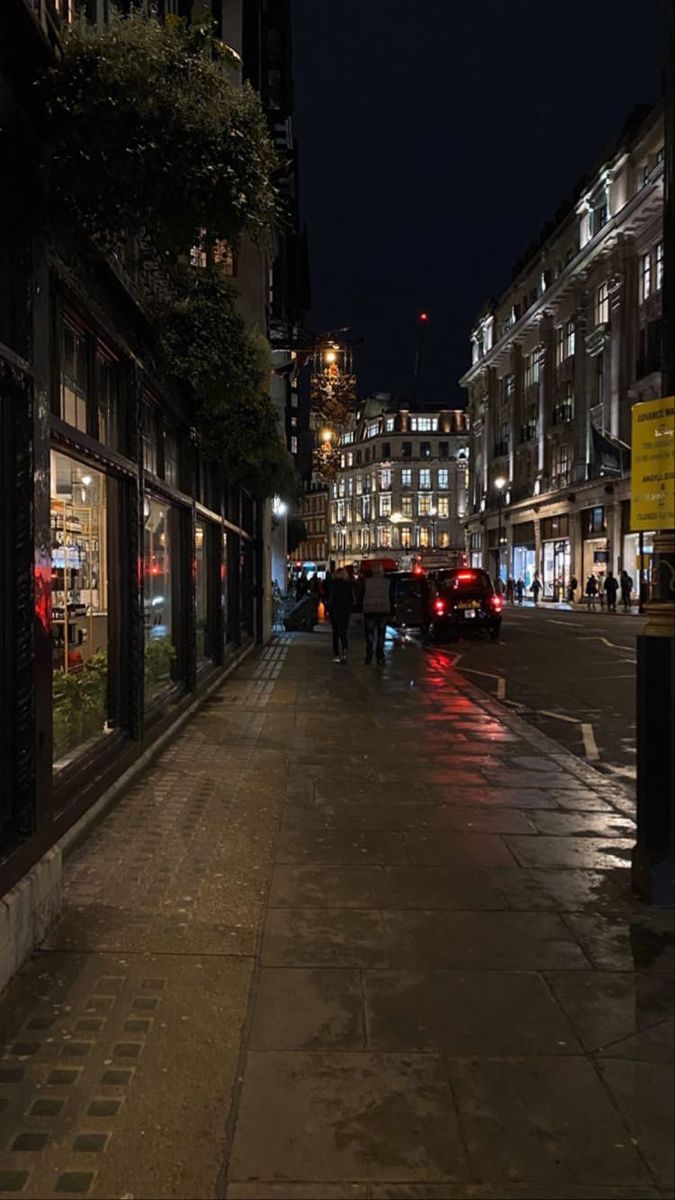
[
  {"x1": 360, "y1": 562, "x2": 394, "y2": 665},
  {"x1": 530, "y1": 574, "x2": 542, "y2": 604},
  {"x1": 620, "y1": 570, "x2": 633, "y2": 611},
  {"x1": 328, "y1": 568, "x2": 354, "y2": 663},
  {"x1": 585, "y1": 574, "x2": 598, "y2": 610},
  {"x1": 604, "y1": 570, "x2": 619, "y2": 612}
]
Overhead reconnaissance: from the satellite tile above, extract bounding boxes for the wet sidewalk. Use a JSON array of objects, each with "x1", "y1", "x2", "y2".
[{"x1": 0, "y1": 633, "x2": 673, "y2": 1199}]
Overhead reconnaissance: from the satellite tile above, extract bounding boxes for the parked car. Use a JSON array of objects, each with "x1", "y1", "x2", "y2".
[
  {"x1": 386, "y1": 570, "x2": 430, "y2": 631},
  {"x1": 426, "y1": 568, "x2": 503, "y2": 641}
]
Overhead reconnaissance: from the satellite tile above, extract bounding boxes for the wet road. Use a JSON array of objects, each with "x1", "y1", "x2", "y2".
[{"x1": 422, "y1": 604, "x2": 642, "y2": 792}]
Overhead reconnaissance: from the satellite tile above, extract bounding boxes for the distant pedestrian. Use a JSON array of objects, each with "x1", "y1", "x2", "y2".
[
  {"x1": 295, "y1": 570, "x2": 310, "y2": 602},
  {"x1": 597, "y1": 572, "x2": 606, "y2": 608},
  {"x1": 604, "y1": 570, "x2": 619, "y2": 612},
  {"x1": 506, "y1": 577, "x2": 515, "y2": 604},
  {"x1": 585, "y1": 574, "x2": 598, "y2": 610},
  {"x1": 516, "y1": 578, "x2": 524, "y2": 604},
  {"x1": 328, "y1": 568, "x2": 354, "y2": 663},
  {"x1": 359, "y1": 561, "x2": 394, "y2": 665},
  {"x1": 530, "y1": 574, "x2": 542, "y2": 605},
  {"x1": 620, "y1": 570, "x2": 633, "y2": 611},
  {"x1": 567, "y1": 576, "x2": 578, "y2": 605}
]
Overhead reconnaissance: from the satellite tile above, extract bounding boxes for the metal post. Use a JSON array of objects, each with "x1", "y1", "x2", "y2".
[
  {"x1": 497, "y1": 493, "x2": 503, "y2": 582},
  {"x1": 632, "y1": 0, "x2": 675, "y2": 905}
]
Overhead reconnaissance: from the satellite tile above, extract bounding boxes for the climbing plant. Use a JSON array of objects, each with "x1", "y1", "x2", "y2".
[
  {"x1": 160, "y1": 272, "x2": 298, "y2": 500},
  {"x1": 43, "y1": 11, "x2": 278, "y2": 262}
]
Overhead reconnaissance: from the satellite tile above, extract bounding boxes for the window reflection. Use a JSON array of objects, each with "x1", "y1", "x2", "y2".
[
  {"x1": 50, "y1": 452, "x2": 108, "y2": 767},
  {"x1": 144, "y1": 496, "x2": 175, "y2": 700}
]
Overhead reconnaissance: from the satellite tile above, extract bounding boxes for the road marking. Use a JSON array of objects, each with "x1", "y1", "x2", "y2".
[
  {"x1": 580, "y1": 636, "x2": 634, "y2": 652},
  {"x1": 539, "y1": 708, "x2": 580, "y2": 724},
  {"x1": 547, "y1": 619, "x2": 574, "y2": 626},
  {"x1": 581, "y1": 722, "x2": 599, "y2": 760},
  {"x1": 538, "y1": 708, "x2": 600, "y2": 761},
  {"x1": 461, "y1": 666, "x2": 506, "y2": 700}
]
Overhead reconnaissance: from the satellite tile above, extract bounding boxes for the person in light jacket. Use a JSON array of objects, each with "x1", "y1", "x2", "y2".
[{"x1": 359, "y1": 562, "x2": 394, "y2": 665}]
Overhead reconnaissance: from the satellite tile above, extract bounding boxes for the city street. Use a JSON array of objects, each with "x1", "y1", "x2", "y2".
[{"x1": 424, "y1": 605, "x2": 643, "y2": 792}]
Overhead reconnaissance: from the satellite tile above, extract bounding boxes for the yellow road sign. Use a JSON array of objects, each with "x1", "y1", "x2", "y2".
[{"x1": 631, "y1": 396, "x2": 675, "y2": 531}]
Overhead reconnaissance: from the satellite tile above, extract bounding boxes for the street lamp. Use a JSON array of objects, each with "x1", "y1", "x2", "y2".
[
  {"x1": 320, "y1": 428, "x2": 334, "y2": 443},
  {"x1": 494, "y1": 477, "x2": 506, "y2": 583}
]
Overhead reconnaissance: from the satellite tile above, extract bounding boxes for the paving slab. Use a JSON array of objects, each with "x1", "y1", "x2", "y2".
[
  {"x1": 448, "y1": 1057, "x2": 650, "y2": 1185},
  {"x1": 228, "y1": 1052, "x2": 468, "y2": 1184},
  {"x1": 363, "y1": 969, "x2": 581, "y2": 1055},
  {"x1": 545, "y1": 970, "x2": 674, "y2": 1055},
  {"x1": 249, "y1": 968, "x2": 365, "y2": 1051}
]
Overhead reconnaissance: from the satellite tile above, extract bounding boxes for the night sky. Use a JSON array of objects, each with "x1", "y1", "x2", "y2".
[{"x1": 291, "y1": 0, "x2": 668, "y2": 409}]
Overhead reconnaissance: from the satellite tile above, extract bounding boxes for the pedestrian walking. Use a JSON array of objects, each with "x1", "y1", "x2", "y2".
[
  {"x1": 585, "y1": 574, "x2": 598, "y2": 610},
  {"x1": 597, "y1": 572, "x2": 606, "y2": 608},
  {"x1": 516, "y1": 578, "x2": 524, "y2": 604},
  {"x1": 328, "y1": 568, "x2": 353, "y2": 663},
  {"x1": 359, "y1": 561, "x2": 394, "y2": 665},
  {"x1": 295, "y1": 569, "x2": 309, "y2": 602},
  {"x1": 604, "y1": 570, "x2": 619, "y2": 612},
  {"x1": 506, "y1": 576, "x2": 515, "y2": 604},
  {"x1": 530, "y1": 574, "x2": 542, "y2": 605},
  {"x1": 620, "y1": 569, "x2": 633, "y2": 611},
  {"x1": 567, "y1": 576, "x2": 578, "y2": 605}
]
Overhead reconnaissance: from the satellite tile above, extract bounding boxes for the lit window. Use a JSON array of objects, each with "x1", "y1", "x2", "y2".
[
  {"x1": 291, "y1": 435, "x2": 298, "y2": 454},
  {"x1": 385, "y1": 416, "x2": 395, "y2": 432},
  {"x1": 565, "y1": 320, "x2": 575, "y2": 358},
  {"x1": 555, "y1": 327, "x2": 565, "y2": 366},
  {"x1": 380, "y1": 468, "x2": 392, "y2": 489},
  {"x1": 401, "y1": 495, "x2": 413, "y2": 518},
  {"x1": 595, "y1": 282, "x2": 609, "y2": 325},
  {"x1": 418, "y1": 493, "x2": 432, "y2": 516},
  {"x1": 419, "y1": 527, "x2": 430, "y2": 548},
  {"x1": 401, "y1": 468, "x2": 412, "y2": 488},
  {"x1": 379, "y1": 493, "x2": 392, "y2": 517},
  {"x1": 438, "y1": 531, "x2": 450, "y2": 548},
  {"x1": 366, "y1": 421, "x2": 379, "y2": 438},
  {"x1": 438, "y1": 468, "x2": 449, "y2": 490},
  {"x1": 410, "y1": 416, "x2": 438, "y2": 432},
  {"x1": 640, "y1": 253, "x2": 652, "y2": 302},
  {"x1": 437, "y1": 496, "x2": 449, "y2": 518},
  {"x1": 655, "y1": 242, "x2": 664, "y2": 292},
  {"x1": 419, "y1": 468, "x2": 431, "y2": 489},
  {"x1": 347, "y1": 451, "x2": 354, "y2": 467},
  {"x1": 401, "y1": 527, "x2": 412, "y2": 549},
  {"x1": 356, "y1": 476, "x2": 363, "y2": 495},
  {"x1": 379, "y1": 524, "x2": 392, "y2": 548}
]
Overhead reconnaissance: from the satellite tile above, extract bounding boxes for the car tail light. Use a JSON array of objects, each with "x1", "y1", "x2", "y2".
[
  {"x1": 457, "y1": 571, "x2": 476, "y2": 581},
  {"x1": 434, "y1": 598, "x2": 446, "y2": 614},
  {"x1": 490, "y1": 595, "x2": 503, "y2": 611}
]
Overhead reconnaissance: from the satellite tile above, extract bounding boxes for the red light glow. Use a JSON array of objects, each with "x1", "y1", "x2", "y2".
[
  {"x1": 457, "y1": 571, "x2": 476, "y2": 581},
  {"x1": 412, "y1": 564, "x2": 425, "y2": 576},
  {"x1": 419, "y1": 312, "x2": 429, "y2": 322},
  {"x1": 490, "y1": 595, "x2": 503, "y2": 610},
  {"x1": 434, "y1": 598, "x2": 446, "y2": 614}
]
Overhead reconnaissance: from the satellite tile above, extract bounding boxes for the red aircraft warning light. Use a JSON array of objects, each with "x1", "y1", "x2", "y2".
[{"x1": 418, "y1": 311, "x2": 429, "y2": 322}]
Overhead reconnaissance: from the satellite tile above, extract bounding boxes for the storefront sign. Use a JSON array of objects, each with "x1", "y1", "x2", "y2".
[{"x1": 631, "y1": 397, "x2": 675, "y2": 530}]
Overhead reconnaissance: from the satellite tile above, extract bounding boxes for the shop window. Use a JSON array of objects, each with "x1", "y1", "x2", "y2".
[
  {"x1": 51, "y1": 452, "x2": 109, "y2": 769},
  {"x1": 438, "y1": 531, "x2": 450, "y2": 548},
  {"x1": 143, "y1": 496, "x2": 176, "y2": 701},
  {"x1": 195, "y1": 521, "x2": 209, "y2": 662},
  {"x1": 419, "y1": 527, "x2": 430, "y2": 548},
  {"x1": 60, "y1": 323, "x2": 89, "y2": 432},
  {"x1": 96, "y1": 352, "x2": 119, "y2": 449},
  {"x1": 401, "y1": 526, "x2": 412, "y2": 549},
  {"x1": 401, "y1": 495, "x2": 413, "y2": 518}
]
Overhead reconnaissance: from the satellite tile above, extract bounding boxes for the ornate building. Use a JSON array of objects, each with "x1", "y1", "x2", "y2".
[
  {"x1": 462, "y1": 104, "x2": 664, "y2": 599},
  {"x1": 329, "y1": 396, "x2": 469, "y2": 568}
]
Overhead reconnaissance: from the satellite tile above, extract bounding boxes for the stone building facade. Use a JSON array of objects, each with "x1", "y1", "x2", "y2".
[
  {"x1": 330, "y1": 396, "x2": 469, "y2": 568},
  {"x1": 461, "y1": 105, "x2": 664, "y2": 599}
]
